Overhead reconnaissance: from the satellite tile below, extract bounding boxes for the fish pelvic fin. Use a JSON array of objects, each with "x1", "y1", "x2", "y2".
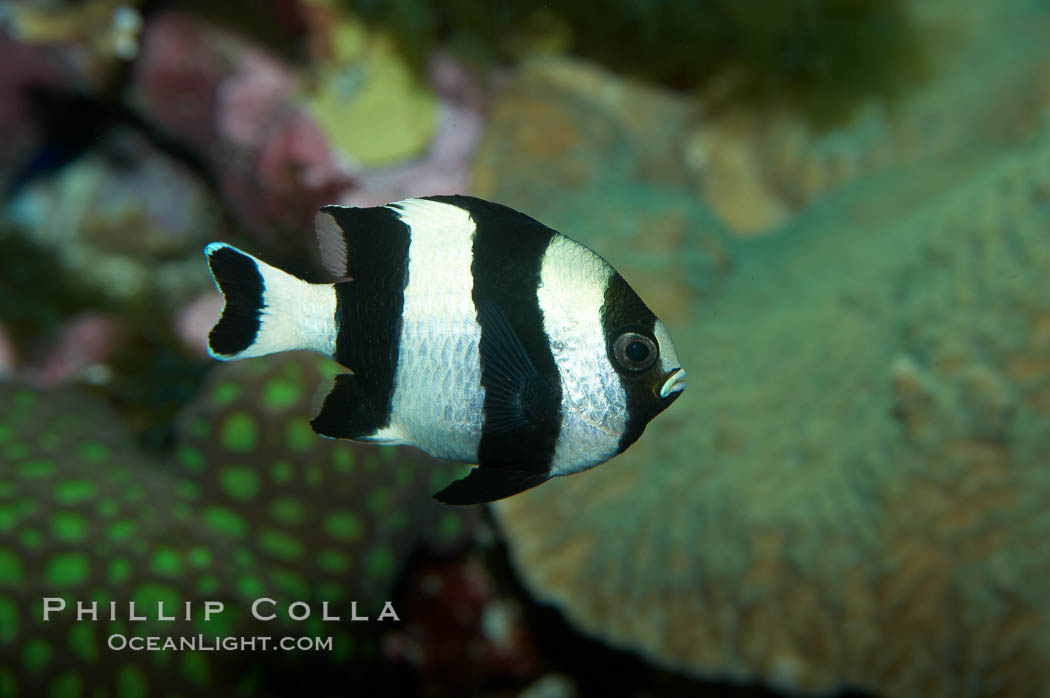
[{"x1": 204, "y1": 243, "x2": 337, "y2": 361}]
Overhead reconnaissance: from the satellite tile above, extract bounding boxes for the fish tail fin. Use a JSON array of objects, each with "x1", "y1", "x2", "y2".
[{"x1": 204, "y1": 243, "x2": 337, "y2": 361}]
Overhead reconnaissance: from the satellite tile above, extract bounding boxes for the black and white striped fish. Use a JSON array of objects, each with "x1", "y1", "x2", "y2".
[{"x1": 204, "y1": 195, "x2": 686, "y2": 505}]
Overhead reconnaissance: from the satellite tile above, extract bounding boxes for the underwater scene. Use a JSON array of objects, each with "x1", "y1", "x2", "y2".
[{"x1": 2, "y1": 0, "x2": 1050, "y2": 696}]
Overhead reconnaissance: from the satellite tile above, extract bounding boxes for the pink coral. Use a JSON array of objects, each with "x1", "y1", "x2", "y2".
[
  {"x1": 132, "y1": 11, "x2": 354, "y2": 246},
  {"x1": 0, "y1": 322, "x2": 16, "y2": 377},
  {"x1": 216, "y1": 50, "x2": 296, "y2": 148},
  {"x1": 384, "y1": 555, "x2": 542, "y2": 694},
  {"x1": 173, "y1": 291, "x2": 223, "y2": 358},
  {"x1": 255, "y1": 106, "x2": 352, "y2": 228},
  {"x1": 0, "y1": 36, "x2": 81, "y2": 188},
  {"x1": 32, "y1": 312, "x2": 123, "y2": 386},
  {"x1": 133, "y1": 13, "x2": 225, "y2": 149}
]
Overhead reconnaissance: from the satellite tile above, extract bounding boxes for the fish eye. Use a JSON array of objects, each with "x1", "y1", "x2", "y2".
[{"x1": 612, "y1": 331, "x2": 658, "y2": 373}]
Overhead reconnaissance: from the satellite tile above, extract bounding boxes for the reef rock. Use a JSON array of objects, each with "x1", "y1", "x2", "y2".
[
  {"x1": 8, "y1": 128, "x2": 218, "y2": 307},
  {"x1": 493, "y1": 87, "x2": 1050, "y2": 698}
]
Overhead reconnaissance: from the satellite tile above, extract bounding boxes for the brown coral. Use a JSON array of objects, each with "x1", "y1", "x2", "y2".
[{"x1": 493, "y1": 82, "x2": 1050, "y2": 698}]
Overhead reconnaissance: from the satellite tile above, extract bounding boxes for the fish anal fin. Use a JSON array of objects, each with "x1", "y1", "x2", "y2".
[
  {"x1": 311, "y1": 373, "x2": 384, "y2": 440},
  {"x1": 433, "y1": 467, "x2": 550, "y2": 505}
]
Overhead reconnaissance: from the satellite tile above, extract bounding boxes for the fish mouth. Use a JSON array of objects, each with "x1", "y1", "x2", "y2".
[{"x1": 659, "y1": 367, "x2": 687, "y2": 399}]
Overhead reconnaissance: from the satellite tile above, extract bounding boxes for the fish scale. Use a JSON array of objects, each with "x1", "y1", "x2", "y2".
[
  {"x1": 388, "y1": 198, "x2": 483, "y2": 462},
  {"x1": 395, "y1": 320, "x2": 482, "y2": 461}
]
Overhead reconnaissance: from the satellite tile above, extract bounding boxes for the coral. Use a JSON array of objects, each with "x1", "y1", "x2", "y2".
[
  {"x1": 384, "y1": 553, "x2": 542, "y2": 695},
  {"x1": 173, "y1": 352, "x2": 480, "y2": 607},
  {"x1": 2, "y1": 0, "x2": 143, "y2": 62},
  {"x1": 683, "y1": 0, "x2": 1050, "y2": 235},
  {"x1": 30, "y1": 312, "x2": 124, "y2": 387},
  {"x1": 0, "y1": 223, "x2": 113, "y2": 371},
  {"x1": 471, "y1": 58, "x2": 732, "y2": 325},
  {"x1": 349, "y1": 0, "x2": 929, "y2": 124},
  {"x1": 129, "y1": 12, "x2": 227, "y2": 148},
  {"x1": 0, "y1": 323, "x2": 14, "y2": 377},
  {"x1": 0, "y1": 34, "x2": 88, "y2": 194},
  {"x1": 493, "y1": 83, "x2": 1050, "y2": 698},
  {"x1": 3, "y1": 126, "x2": 217, "y2": 421},
  {"x1": 303, "y1": 3, "x2": 438, "y2": 167},
  {"x1": 131, "y1": 11, "x2": 354, "y2": 247},
  {"x1": 0, "y1": 354, "x2": 482, "y2": 695},
  {"x1": 8, "y1": 128, "x2": 219, "y2": 308},
  {"x1": 342, "y1": 51, "x2": 487, "y2": 207},
  {"x1": 173, "y1": 291, "x2": 225, "y2": 358},
  {"x1": 0, "y1": 384, "x2": 308, "y2": 696}
]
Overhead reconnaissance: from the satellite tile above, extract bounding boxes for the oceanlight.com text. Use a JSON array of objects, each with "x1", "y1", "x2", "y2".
[{"x1": 107, "y1": 634, "x2": 334, "y2": 652}]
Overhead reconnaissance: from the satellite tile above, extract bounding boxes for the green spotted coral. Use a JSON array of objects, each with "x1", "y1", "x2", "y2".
[
  {"x1": 173, "y1": 353, "x2": 478, "y2": 606},
  {"x1": 0, "y1": 385, "x2": 300, "y2": 696},
  {"x1": 0, "y1": 353, "x2": 479, "y2": 696}
]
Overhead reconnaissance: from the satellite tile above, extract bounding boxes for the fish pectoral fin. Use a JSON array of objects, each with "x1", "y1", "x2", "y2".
[
  {"x1": 315, "y1": 207, "x2": 351, "y2": 278},
  {"x1": 433, "y1": 467, "x2": 551, "y2": 505},
  {"x1": 476, "y1": 301, "x2": 552, "y2": 434},
  {"x1": 310, "y1": 373, "x2": 385, "y2": 440},
  {"x1": 315, "y1": 203, "x2": 415, "y2": 280}
]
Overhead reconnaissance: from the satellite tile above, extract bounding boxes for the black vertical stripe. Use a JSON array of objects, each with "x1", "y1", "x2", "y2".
[
  {"x1": 429, "y1": 195, "x2": 563, "y2": 473},
  {"x1": 325, "y1": 205, "x2": 411, "y2": 433},
  {"x1": 601, "y1": 272, "x2": 659, "y2": 453}
]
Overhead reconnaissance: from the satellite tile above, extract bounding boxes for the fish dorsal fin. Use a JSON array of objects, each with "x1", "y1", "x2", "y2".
[
  {"x1": 315, "y1": 207, "x2": 350, "y2": 279},
  {"x1": 476, "y1": 301, "x2": 551, "y2": 434},
  {"x1": 433, "y1": 467, "x2": 550, "y2": 505},
  {"x1": 422, "y1": 195, "x2": 556, "y2": 235}
]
